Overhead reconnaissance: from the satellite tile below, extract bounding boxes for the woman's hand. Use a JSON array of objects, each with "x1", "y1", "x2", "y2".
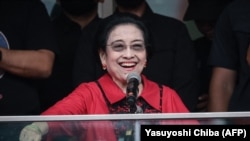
[{"x1": 19, "y1": 122, "x2": 48, "y2": 141}]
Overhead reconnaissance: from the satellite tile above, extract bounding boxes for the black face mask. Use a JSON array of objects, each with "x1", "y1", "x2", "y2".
[
  {"x1": 115, "y1": 0, "x2": 145, "y2": 9},
  {"x1": 60, "y1": 0, "x2": 97, "y2": 16}
]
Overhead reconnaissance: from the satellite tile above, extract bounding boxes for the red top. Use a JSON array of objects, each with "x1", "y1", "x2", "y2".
[{"x1": 42, "y1": 73, "x2": 197, "y2": 141}]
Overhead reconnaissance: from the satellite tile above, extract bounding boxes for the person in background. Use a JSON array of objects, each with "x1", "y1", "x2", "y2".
[
  {"x1": 184, "y1": 0, "x2": 233, "y2": 112},
  {"x1": 39, "y1": 0, "x2": 104, "y2": 112},
  {"x1": 19, "y1": 13, "x2": 196, "y2": 141},
  {"x1": 0, "y1": 0, "x2": 57, "y2": 115},
  {"x1": 0, "y1": 0, "x2": 57, "y2": 140},
  {"x1": 208, "y1": 0, "x2": 250, "y2": 112},
  {"x1": 71, "y1": 0, "x2": 106, "y2": 87},
  {"x1": 73, "y1": 0, "x2": 199, "y2": 112}
]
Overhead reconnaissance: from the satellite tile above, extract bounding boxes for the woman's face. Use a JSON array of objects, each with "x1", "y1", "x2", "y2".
[{"x1": 99, "y1": 24, "x2": 147, "y2": 86}]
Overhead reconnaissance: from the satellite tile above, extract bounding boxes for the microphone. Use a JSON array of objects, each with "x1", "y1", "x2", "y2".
[
  {"x1": 125, "y1": 73, "x2": 142, "y2": 141},
  {"x1": 126, "y1": 72, "x2": 141, "y2": 107}
]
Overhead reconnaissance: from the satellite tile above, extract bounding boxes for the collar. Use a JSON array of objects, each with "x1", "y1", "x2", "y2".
[{"x1": 98, "y1": 73, "x2": 161, "y2": 111}]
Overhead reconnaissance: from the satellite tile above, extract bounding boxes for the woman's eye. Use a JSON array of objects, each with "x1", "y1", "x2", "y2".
[
  {"x1": 112, "y1": 44, "x2": 125, "y2": 51},
  {"x1": 131, "y1": 44, "x2": 145, "y2": 51}
]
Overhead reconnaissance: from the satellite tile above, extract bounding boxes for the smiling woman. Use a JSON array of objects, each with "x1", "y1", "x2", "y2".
[
  {"x1": 97, "y1": 16, "x2": 148, "y2": 88},
  {"x1": 19, "y1": 13, "x2": 197, "y2": 141}
]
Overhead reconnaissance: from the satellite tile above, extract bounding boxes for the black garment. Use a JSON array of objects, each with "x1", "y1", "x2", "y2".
[
  {"x1": 137, "y1": 5, "x2": 199, "y2": 112},
  {"x1": 209, "y1": 0, "x2": 250, "y2": 111},
  {"x1": 184, "y1": 0, "x2": 233, "y2": 21},
  {"x1": 39, "y1": 12, "x2": 81, "y2": 111},
  {"x1": 0, "y1": 0, "x2": 57, "y2": 115},
  {"x1": 194, "y1": 37, "x2": 212, "y2": 97},
  {"x1": 72, "y1": 3, "x2": 199, "y2": 112},
  {"x1": 72, "y1": 17, "x2": 104, "y2": 87},
  {"x1": 39, "y1": 11, "x2": 103, "y2": 111}
]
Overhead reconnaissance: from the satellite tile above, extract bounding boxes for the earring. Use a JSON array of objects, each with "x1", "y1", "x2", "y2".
[{"x1": 102, "y1": 64, "x2": 107, "y2": 70}]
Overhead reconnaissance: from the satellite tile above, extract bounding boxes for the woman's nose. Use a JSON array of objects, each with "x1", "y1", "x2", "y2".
[{"x1": 124, "y1": 48, "x2": 134, "y2": 58}]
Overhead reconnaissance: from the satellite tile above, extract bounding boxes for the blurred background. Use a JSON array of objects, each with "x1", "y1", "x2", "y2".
[{"x1": 41, "y1": 0, "x2": 202, "y2": 41}]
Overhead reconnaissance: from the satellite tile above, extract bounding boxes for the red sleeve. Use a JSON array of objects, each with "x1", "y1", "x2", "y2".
[
  {"x1": 42, "y1": 84, "x2": 90, "y2": 115},
  {"x1": 41, "y1": 84, "x2": 90, "y2": 140},
  {"x1": 162, "y1": 86, "x2": 189, "y2": 112},
  {"x1": 161, "y1": 86, "x2": 200, "y2": 124}
]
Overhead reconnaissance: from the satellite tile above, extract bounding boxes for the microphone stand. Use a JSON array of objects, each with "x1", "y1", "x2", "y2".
[
  {"x1": 134, "y1": 105, "x2": 142, "y2": 141},
  {"x1": 124, "y1": 104, "x2": 136, "y2": 141},
  {"x1": 125, "y1": 102, "x2": 143, "y2": 141}
]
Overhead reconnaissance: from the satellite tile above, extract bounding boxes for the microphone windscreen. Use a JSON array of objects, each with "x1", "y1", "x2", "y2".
[{"x1": 126, "y1": 72, "x2": 141, "y2": 83}]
